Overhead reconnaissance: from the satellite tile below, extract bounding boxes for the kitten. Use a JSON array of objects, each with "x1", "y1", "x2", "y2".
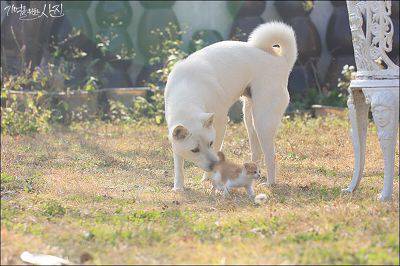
[{"x1": 211, "y1": 151, "x2": 261, "y2": 198}]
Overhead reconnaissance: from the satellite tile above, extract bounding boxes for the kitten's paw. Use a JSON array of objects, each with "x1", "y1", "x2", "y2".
[
  {"x1": 222, "y1": 190, "x2": 230, "y2": 198},
  {"x1": 201, "y1": 173, "x2": 211, "y2": 182}
]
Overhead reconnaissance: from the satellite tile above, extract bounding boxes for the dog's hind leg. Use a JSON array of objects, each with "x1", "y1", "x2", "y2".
[
  {"x1": 243, "y1": 97, "x2": 263, "y2": 162},
  {"x1": 250, "y1": 83, "x2": 289, "y2": 185}
]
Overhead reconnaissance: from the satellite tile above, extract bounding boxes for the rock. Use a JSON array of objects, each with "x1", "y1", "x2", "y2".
[
  {"x1": 83, "y1": 231, "x2": 95, "y2": 240},
  {"x1": 20, "y1": 251, "x2": 73, "y2": 265},
  {"x1": 80, "y1": 252, "x2": 93, "y2": 264},
  {"x1": 254, "y1": 193, "x2": 267, "y2": 205}
]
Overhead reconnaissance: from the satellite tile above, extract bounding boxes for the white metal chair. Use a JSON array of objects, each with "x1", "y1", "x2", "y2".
[{"x1": 344, "y1": 0, "x2": 399, "y2": 201}]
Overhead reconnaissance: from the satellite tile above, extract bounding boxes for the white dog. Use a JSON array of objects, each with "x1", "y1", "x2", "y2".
[{"x1": 165, "y1": 22, "x2": 298, "y2": 190}]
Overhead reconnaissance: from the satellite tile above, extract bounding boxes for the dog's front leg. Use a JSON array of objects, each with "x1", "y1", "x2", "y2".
[
  {"x1": 202, "y1": 115, "x2": 228, "y2": 182},
  {"x1": 173, "y1": 152, "x2": 185, "y2": 191},
  {"x1": 223, "y1": 181, "x2": 232, "y2": 198}
]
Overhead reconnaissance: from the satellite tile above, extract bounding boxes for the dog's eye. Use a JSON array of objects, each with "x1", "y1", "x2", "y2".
[
  {"x1": 209, "y1": 141, "x2": 213, "y2": 147},
  {"x1": 191, "y1": 146, "x2": 200, "y2": 153}
]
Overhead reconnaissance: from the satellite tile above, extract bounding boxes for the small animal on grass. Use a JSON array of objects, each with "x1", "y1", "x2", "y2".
[
  {"x1": 165, "y1": 21, "x2": 297, "y2": 191},
  {"x1": 209, "y1": 151, "x2": 261, "y2": 198}
]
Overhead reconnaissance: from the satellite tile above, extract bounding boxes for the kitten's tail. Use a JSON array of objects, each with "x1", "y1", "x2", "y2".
[{"x1": 217, "y1": 151, "x2": 225, "y2": 162}]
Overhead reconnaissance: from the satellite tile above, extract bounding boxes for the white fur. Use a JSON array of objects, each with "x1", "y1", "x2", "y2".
[
  {"x1": 211, "y1": 169, "x2": 257, "y2": 198},
  {"x1": 248, "y1": 21, "x2": 298, "y2": 69},
  {"x1": 225, "y1": 169, "x2": 256, "y2": 198},
  {"x1": 165, "y1": 22, "x2": 297, "y2": 190}
]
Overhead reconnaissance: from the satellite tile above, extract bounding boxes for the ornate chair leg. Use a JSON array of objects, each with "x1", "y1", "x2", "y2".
[
  {"x1": 343, "y1": 89, "x2": 369, "y2": 193},
  {"x1": 368, "y1": 90, "x2": 399, "y2": 201}
]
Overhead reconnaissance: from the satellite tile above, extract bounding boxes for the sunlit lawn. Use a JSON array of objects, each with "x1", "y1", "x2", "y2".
[{"x1": 1, "y1": 116, "x2": 399, "y2": 264}]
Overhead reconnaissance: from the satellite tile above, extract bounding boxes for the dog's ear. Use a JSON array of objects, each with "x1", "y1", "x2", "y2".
[
  {"x1": 200, "y1": 113, "x2": 214, "y2": 128},
  {"x1": 172, "y1": 125, "x2": 189, "y2": 140}
]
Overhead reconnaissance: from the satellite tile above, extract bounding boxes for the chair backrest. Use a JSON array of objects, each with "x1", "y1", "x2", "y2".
[{"x1": 346, "y1": 0, "x2": 399, "y2": 79}]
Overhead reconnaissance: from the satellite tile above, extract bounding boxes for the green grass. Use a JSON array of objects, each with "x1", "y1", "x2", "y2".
[
  {"x1": 1, "y1": 173, "x2": 15, "y2": 183},
  {"x1": 1, "y1": 116, "x2": 399, "y2": 264}
]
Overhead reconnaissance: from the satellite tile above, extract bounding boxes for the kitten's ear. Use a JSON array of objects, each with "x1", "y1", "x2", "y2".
[
  {"x1": 172, "y1": 125, "x2": 189, "y2": 140},
  {"x1": 200, "y1": 113, "x2": 215, "y2": 128},
  {"x1": 244, "y1": 163, "x2": 257, "y2": 172},
  {"x1": 244, "y1": 163, "x2": 251, "y2": 171},
  {"x1": 217, "y1": 151, "x2": 225, "y2": 162}
]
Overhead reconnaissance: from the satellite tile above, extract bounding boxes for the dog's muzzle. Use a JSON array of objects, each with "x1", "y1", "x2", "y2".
[{"x1": 207, "y1": 160, "x2": 218, "y2": 172}]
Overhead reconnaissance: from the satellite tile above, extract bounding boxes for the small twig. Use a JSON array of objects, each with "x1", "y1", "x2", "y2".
[
  {"x1": 1, "y1": 47, "x2": 7, "y2": 72},
  {"x1": 308, "y1": 58, "x2": 322, "y2": 94},
  {"x1": 10, "y1": 26, "x2": 25, "y2": 70},
  {"x1": 10, "y1": 26, "x2": 21, "y2": 52}
]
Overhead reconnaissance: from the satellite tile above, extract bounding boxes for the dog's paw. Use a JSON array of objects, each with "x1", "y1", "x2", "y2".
[
  {"x1": 172, "y1": 186, "x2": 184, "y2": 192},
  {"x1": 377, "y1": 193, "x2": 392, "y2": 202},
  {"x1": 341, "y1": 187, "x2": 353, "y2": 193}
]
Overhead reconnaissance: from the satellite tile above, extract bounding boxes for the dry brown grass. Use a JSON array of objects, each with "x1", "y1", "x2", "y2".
[{"x1": 1, "y1": 116, "x2": 399, "y2": 264}]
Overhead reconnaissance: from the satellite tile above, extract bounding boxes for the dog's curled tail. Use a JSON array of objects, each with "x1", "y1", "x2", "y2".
[
  {"x1": 217, "y1": 151, "x2": 225, "y2": 162},
  {"x1": 248, "y1": 21, "x2": 298, "y2": 69}
]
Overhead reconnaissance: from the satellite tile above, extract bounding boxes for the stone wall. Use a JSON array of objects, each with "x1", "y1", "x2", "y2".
[{"x1": 1, "y1": 1, "x2": 398, "y2": 93}]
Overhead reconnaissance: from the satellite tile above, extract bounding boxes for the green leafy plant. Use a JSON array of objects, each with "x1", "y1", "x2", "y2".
[
  {"x1": 1, "y1": 78, "x2": 52, "y2": 135},
  {"x1": 42, "y1": 201, "x2": 66, "y2": 217},
  {"x1": 302, "y1": 0, "x2": 314, "y2": 12},
  {"x1": 95, "y1": 33, "x2": 135, "y2": 61},
  {"x1": 132, "y1": 93, "x2": 165, "y2": 125},
  {"x1": 108, "y1": 99, "x2": 134, "y2": 123},
  {"x1": 0, "y1": 26, "x2": 141, "y2": 134},
  {"x1": 129, "y1": 23, "x2": 189, "y2": 125},
  {"x1": 289, "y1": 65, "x2": 355, "y2": 111},
  {"x1": 82, "y1": 76, "x2": 99, "y2": 92},
  {"x1": 50, "y1": 28, "x2": 135, "y2": 92},
  {"x1": 1, "y1": 62, "x2": 71, "y2": 93},
  {"x1": 148, "y1": 23, "x2": 187, "y2": 86},
  {"x1": 337, "y1": 65, "x2": 356, "y2": 92}
]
